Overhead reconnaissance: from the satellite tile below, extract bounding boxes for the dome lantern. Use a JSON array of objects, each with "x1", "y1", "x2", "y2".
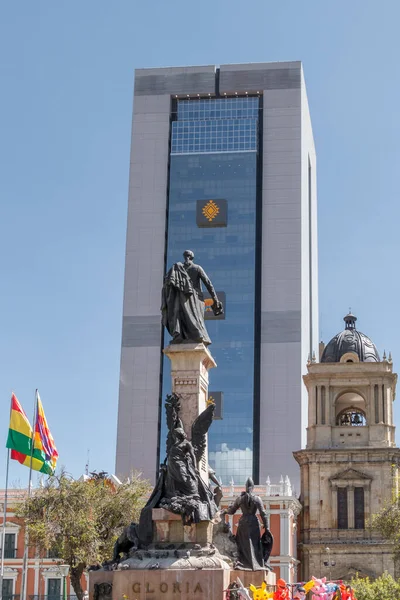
[{"x1": 343, "y1": 312, "x2": 357, "y2": 331}]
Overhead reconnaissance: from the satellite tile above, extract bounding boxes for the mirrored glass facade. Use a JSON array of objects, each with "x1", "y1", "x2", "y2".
[
  {"x1": 171, "y1": 98, "x2": 259, "y2": 155},
  {"x1": 161, "y1": 97, "x2": 260, "y2": 485}
]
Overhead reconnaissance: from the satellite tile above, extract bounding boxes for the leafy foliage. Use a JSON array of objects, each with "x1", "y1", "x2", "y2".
[
  {"x1": 351, "y1": 572, "x2": 400, "y2": 600},
  {"x1": 371, "y1": 495, "x2": 400, "y2": 557},
  {"x1": 16, "y1": 471, "x2": 150, "y2": 599}
]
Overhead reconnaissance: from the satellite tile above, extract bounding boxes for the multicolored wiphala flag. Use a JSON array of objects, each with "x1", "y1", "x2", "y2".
[{"x1": 34, "y1": 391, "x2": 58, "y2": 473}]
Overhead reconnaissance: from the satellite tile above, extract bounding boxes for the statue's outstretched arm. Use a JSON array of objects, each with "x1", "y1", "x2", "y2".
[
  {"x1": 198, "y1": 267, "x2": 218, "y2": 301},
  {"x1": 225, "y1": 496, "x2": 241, "y2": 515}
]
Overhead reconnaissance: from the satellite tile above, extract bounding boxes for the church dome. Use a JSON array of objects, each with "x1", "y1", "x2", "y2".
[{"x1": 320, "y1": 313, "x2": 380, "y2": 363}]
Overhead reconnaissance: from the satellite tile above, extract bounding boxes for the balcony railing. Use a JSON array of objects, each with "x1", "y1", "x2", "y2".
[
  {"x1": 0, "y1": 547, "x2": 18, "y2": 558},
  {"x1": 1, "y1": 595, "x2": 21, "y2": 600},
  {"x1": 301, "y1": 528, "x2": 384, "y2": 543}
]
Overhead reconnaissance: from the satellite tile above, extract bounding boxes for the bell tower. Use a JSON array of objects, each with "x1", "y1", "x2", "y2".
[{"x1": 294, "y1": 313, "x2": 400, "y2": 580}]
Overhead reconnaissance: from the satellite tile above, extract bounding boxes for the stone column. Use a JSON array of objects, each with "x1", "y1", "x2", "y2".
[
  {"x1": 383, "y1": 384, "x2": 388, "y2": 423},
  {"x1": 309, "y1": 383, "x2": 316, "y2": 426},
  {"x1": 329, "y1": 386, "x2": 335, "y2": 426},
  {"x1": 376, "y1": 382, "x2": 384, "y2": 423},
  {"x1": 365, "y1": 481, "x2": 372, "y2": 528},
  {"x1": 280, "y1": 562, "x2": 290, "y2": 583},
  {"x1": 280, "y1": 513, "x2": 289, "y2": 555},
  {"x1": 388, "y1": 384, "x2": 393, "y2": 425},
  {"x1": 163, "y1": 342, "x2": 216, "y2": 484},
  {"x1": 33, "y1": 560, "x2": 39, "y2": 596},
  {"x1": 331, "y1": 483, "x2": 338, "y2": 528},
  {"x1": 302, "y1": 462, "x2": 310, "y2": 531},
  {"x1": 370, "y1": 382, "x2": 375, "y2": 424},
  {"x1": 347, "y1": 486, "x2": 355, "y2": 529}
]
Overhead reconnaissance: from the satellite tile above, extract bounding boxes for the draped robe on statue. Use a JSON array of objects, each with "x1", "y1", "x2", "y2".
[
  {"x1": 161, "y1": 262, "x2": 217, "y2": 345},
  {"x1": 226, "y1": 491, "x2": 273, "y2": 571},
  {"x1": 165, "y1": 438, "x2": 199, "y2": 497}
]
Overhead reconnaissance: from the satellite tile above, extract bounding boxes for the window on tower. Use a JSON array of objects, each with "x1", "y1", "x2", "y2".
[
  {"x1": 332, "y1": 476, "x2": 370, "y2": 531},
  {"x1": 354, "y1": 487, "x2": 365, "y2": 529},
  {"x1": 337, "y1": 487, "x2": 348, "y2": 529},
  {"x1": 336, "y1": 408, "x2": 366, "y2": 427}
]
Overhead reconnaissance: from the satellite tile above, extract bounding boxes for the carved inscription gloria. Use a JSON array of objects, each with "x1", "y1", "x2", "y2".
[{"x1": 131, "y1": 581, "x2": 203, "y2": 594}]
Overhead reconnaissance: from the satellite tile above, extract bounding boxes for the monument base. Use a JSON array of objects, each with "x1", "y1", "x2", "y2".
[
  {"x1": 90, "y1": 568, "x2": 230, "y2": 600},
  {"x1": 89, "y1": 567, "x2": 276, "y2": 600},
  {"x1": 230, "y1": 569, "x2": 276, "y2": 588},
  {"x1": 152, "y1": 508, "x2": 213, "y2": 546},
  {"x1": 116, "y1": 509, "x2": 231, "y2": 571}
]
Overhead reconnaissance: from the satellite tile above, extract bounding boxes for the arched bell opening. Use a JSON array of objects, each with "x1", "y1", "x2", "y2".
[
  {"x1": 335, "y1": 391, "x2": 367, "y2": 426},
  {"x1": 336, "y1": 407, "x2": 367, "y2": 427}
]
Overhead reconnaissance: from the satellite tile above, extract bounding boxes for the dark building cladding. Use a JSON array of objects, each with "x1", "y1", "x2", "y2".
[{"x1": 161, "y1": 96, "x2": 261, "y2": 485}]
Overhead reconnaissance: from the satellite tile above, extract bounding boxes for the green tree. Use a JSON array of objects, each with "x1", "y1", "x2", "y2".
[
  {"x1": 371, "y1": 495, "x2": 400, "y2": 558},
  {"x1": 16, "y1": 471, "x2": 150, "y2": 600},
  {"x1": 351, "y1": 572, "x2": 400, "y2": 600}
]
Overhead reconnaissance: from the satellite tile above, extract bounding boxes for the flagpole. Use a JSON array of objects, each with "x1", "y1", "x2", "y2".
[
  {"x1": 21, "y1": 390, "x2": 37, "y2": 600},
  {"x1": 1, "y1": 393, "x2": 15, "y2": 596},
  {"x1": 0, "y1": 448, "x2": 11, "y2": 596}
]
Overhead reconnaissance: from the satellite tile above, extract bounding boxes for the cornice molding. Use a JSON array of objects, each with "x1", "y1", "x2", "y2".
[{"x1": 293, "y1": 447, "x2": 400, "y2": 465}]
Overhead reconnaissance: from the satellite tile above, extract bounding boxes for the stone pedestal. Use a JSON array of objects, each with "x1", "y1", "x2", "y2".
[
  {"x1": 163, "y1": 343, "x2": 216, "y2": 483},
  {"x1": 152, "y1": 508, "x2": 213, "y2": 545},
  {"x1": 90, "y1": 569, "x2": 230, "y2": 600},
  {"x1": 230, "y1": 569, "x2": 276, "y2": 588},
  {"x1": 89, "y1": 568, "x2": 276, "y2": 600}
]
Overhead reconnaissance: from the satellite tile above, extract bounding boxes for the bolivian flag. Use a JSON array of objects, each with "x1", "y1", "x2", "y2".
[{"x1": 6, "y1": 393, "x2": 57, "y2": 475}]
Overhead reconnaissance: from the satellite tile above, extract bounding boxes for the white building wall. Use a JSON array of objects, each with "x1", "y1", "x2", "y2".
[
  {"x1": 259, "y1": 83, "x2": 303, "y2": 489},
  {"x1": 258, "y1": 66, "x2": 318, "y2": 489},
  {"x1": 115, "y1": 92, "x2": 171, "y2": 483},
  {"x1": 300, "y1": 67, "x2": 319, "y2": 448}
]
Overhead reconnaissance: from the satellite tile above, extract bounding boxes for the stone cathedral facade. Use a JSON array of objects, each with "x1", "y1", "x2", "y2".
[{"x1": 294, "y1": 313, "x2": 400, "y2": 580}]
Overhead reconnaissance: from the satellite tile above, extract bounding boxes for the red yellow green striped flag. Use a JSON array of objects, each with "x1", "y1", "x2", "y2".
[
  {"x1": 34, "y1": 391, "x2": 58, "y2": 473},
  {"x1": 6, "y1": 393, "x2": 57, "y2": 475}
]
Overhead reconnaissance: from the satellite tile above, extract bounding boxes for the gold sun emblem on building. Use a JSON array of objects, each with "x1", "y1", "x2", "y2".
[{"x1": 202, "y1": 200, "x2": 220, "y2": 222}]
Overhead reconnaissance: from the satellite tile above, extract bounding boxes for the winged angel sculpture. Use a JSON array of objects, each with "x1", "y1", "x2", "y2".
[
  {"x1": 161, "y1": 393, "x2": 218, "y2": 520},
  {"x1": 135, "y1": 394, "x2": 219, "y2": 546}
]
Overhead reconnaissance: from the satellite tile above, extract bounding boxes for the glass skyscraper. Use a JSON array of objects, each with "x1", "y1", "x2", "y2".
[
  {"x1": 116, "y1": 63, "x2": 318, "y2": 489},
  {"x1": 162, "y1": 97, "x2": 259, "y2": 484}
]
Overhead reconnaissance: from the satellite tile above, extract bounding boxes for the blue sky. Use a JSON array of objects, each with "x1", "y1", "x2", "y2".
[{"x1": 1, "y1": 0, "x2": 399, "y2": 485}]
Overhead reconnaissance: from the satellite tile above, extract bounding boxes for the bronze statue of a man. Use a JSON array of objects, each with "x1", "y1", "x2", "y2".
[{"x1": 161, "y1": 250, "x2": 222, "y2": 345}]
